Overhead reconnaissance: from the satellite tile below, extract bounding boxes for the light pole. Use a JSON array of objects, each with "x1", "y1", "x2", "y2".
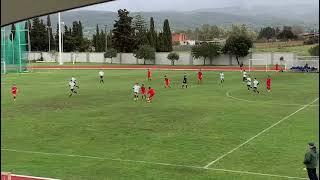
[
  {"x1": 58, "y1": 12, "x2": 62, "y2": 65},
  {"x1": 61, "y1": 22, "x2": 64, "y2": 52},
  {"x1": 104, "y1": 25, "x2": 107, "y2": 52}
]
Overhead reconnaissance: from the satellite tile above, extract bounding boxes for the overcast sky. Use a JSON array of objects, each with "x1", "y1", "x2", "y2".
[{"x1": 79, "y1": 0, "x2": 318, "y2": 12}]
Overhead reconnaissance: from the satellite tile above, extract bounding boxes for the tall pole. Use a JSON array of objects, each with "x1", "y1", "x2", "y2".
[
  {"x1": 27, "y1": 21, "x2": 32, "y2": 72},
  {"x1": 58, "y1": 12, "x2": 62, "y2": 65},
  {"x1": 104, "y1": 25, "x2": 107, "y2": 52}
]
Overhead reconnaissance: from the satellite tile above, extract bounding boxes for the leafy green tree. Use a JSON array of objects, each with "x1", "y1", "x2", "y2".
[
  {"x1": 167, "y1": 52, "x2": 179, "y2": 66},
  {"x1": 133, "y1": 14, "x2": 149, "y2": 47},
  {"x1": 258, "y1": 27, "x2": 276, "y2": 40},
  {"x1": 46, "y1": 15, "x2": 55, "y2": 51},
  {"x1": 309, "y1": 45, "x2": 319, "y2": 56},
  {"x1": 30, "y1": 17, "x2": 47, "y2": 51},
  {"x1": 133, "y1": 45, "x2": 156, "y2": 65},
  {"x1": 112, "y1": 9, "x2": 136, "y2": 52},
  {"x1": 277, "y1": 26, "x2": 297, "y2": 40},
  {"x1": 162, "y1": 19, "x2": 172, "y2": 52},
  {"x1": 223, "y1": 35, "x2": 253, "y2": 65},
  {"x1": 192, "y1": 43, "x2": 222, "y2": 65},
  {"x1": 54, "y1": 23, "x2": 59, "y2": 51},
  {"x1": 148, "y1": 17, "x2": 157, "y2": 49},
  {"x1": 104, "y1": 48, "x2": 117, "y2": 63},
  {"x1": 156, "y1": 32, "x2": 164, "y2": 52}
]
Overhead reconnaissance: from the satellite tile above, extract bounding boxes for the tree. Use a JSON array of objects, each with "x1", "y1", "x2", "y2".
[
  {"x1": 223, "y1": 35, "x2": 253, "y2": 65},
  {"x1": 46, "y1": 15, "x2": 55, "y2": 51},
  {"x1": 133, "y1": 45, "x2": 156, "y2": 65},
  {"x1": 156, "y1": 32, "x2": 165, "y2": 52},
  {"x1": 192, "y1": 43, "x2": 222, "y2": 65},
  {"x1": 162, "y1": 19, "x2": 172, "y2": 52},
  {"x1": 133, "y1": 14, "x2": 149, "y2": 47},
  {"x1": 112, "y1": 9, "x2": 136, "y2": 52},
  {"x1": 277, "y1": 26, "x2": 297, "y2": 40},
  {"x1": 30, "y1": 17, "x2": 47, "y2": 51},
  {"x1": 167, "y1": 52, "x2": 179, "y2": 66},
  {"x1": 228, "y1": 24, "x2": 257, "y2": 41},
  {"x1": 148, "y1": 17, "x2": 157, "y2": 49},
  {"x1": 309, "y1": 45, "x2": 319, "y2": 56},
  {"x1": 104, "y1": 48, "x2": 117, "y2": 63},
  {"x1": 258, "y1": 27, "x2": 276, "y2": 40},
  {"x1": 54, "y1": 23, "x2": 59, "y2": 51}
]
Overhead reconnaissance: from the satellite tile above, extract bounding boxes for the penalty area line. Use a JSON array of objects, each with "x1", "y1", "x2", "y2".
[{"x1": 204, "y1": 98, "x2": 319, "y2": 169}]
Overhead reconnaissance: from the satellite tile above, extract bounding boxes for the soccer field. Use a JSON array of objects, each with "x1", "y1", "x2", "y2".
[{"x1": 1, "y1": 69, "x2": 319, "y2": 180}]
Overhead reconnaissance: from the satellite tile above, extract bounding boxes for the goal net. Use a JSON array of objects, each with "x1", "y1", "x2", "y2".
[
  {"x1": 287, "y1": 56, "x2": 319, "y2": 72},
  {"x1": 249, "y1": 59, "x2": 269, "y2": 72},
  {"x1": 1, "y1": 60, "x2": 6, "y2": 74},
  {"x1": 1, "y1": 22, "x2": 28, "y2": 73}
]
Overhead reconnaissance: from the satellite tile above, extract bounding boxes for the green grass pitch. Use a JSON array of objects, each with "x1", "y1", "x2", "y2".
[{"x1": 1, "y1": 69, "x2": 319, "y2": 180}]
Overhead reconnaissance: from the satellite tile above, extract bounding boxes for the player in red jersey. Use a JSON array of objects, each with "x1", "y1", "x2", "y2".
[
  {"x1": 147, "y1": 87, "x2": 155, "y2": 103},
  {"x1": 197, "y1": 69, "x2": 203, "y2": 84},
  {"x1": 164, "y1": 75, "x2": 171, "y2": 88},
  {"x1": 11, "y1": 84, "x2": 18, "y2": 101},
  {"x1": 140, "y1": 84, "x2": 147, "y2": 99},
  {"x1": 266, "y1": 75, "x2": 271, "y2": 92},
  {"x1": 147, "y1": 69, "x2": 152, "y2": 81}
]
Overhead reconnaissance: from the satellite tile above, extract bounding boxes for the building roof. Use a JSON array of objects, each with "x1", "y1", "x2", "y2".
[{"x1": 1, "y1": 0, "x2": 113, "y2": 27}]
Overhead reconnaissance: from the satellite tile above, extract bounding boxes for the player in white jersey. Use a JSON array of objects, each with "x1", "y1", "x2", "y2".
[
  {"x1": 219, "y1": 72, "x2": 225, "y2": 85},
  {"x1": 246, "y1": 76, "x2": 252, "y2": 91},
  {"x1": 253, "y1": 78, "x2": 260, "y2": 93},
  {"x1": 71, "y1": 77, "x2": 79, "y2": 89},
  {"x1": 132, "y1": 83, "x2": 141, "y2": 101},
  {"x1": 99, "y1": 70, "x2": 104, "y2": 83},
  {"x1": 242, "y1": 70, "x2": 247, "y2": 82},
  {"x1": 68, "y1": 80, "x2": 77, "y2": 97}
]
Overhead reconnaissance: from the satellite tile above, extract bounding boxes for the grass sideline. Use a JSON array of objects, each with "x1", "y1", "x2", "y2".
[{"x1": 1, "y1": 69, "x2": 319, "y2": 179}]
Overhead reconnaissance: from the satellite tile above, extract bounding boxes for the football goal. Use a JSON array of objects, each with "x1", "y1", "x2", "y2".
[{"x1": 248, "y1": 59, "x2": 268, "y2": 72}]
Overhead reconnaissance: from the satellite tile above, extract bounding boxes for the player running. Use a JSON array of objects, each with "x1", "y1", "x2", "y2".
[
  {"x1": 99, "y1": 70, "x2": 104, "y2": 84},
  {"x1": 164, "y1": 75, "x2": 171, "y2": 88},
  {"x1": 71, "y1": 77, "x2": 79, "y2": 89},
  {"x1": 253, "y1": 78, "x2": 260, "y2": 94},
  {"x1": 266, "y1": 75, "x2": 271, "y2": 92},
  {"x1": 140, "y1": 84, "x2": 147, "y2": 99},
  {"x1": 147, "y1": 87, "x2": 156, "y2": 103},
  {"x1": 11, "y1": 84, "x2": 18, "y2": 102},
  {"x1": 246, "y1": 75, "x2": 252, "y2": 91},
  {"x1": 182, "y1": 73, "x2": 188, "y2": 88},
  {"x1": 219, "y1": 72, "x2": 225, "y2": 85},
  {"x1": 69, "y1": 80, "x2": 77, "y2": 97},
  {"x1": 242, "y1": 70, "x2": 247, "y2": 82},
  {"x1": 197, "y1": 69, "x2": 203, "y2": 84},
  {"x1": 147, "y1": 69, "x2": 152, "y2": 81},
  {"x1": 132, "y1": 83, "x2": 140, "y2": 101}
]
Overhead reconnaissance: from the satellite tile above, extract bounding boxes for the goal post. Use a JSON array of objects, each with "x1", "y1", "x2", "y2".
[{"x1": 249, "y1": 59, "x2": 268, "y2": 72}]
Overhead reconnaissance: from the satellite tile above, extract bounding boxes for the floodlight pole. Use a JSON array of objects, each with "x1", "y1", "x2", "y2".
[
  {"x1": 58, "y1": 12, "x2": 63, "y2": 65},
  {"x1": 104, "y1": 25, "x2": 107, "y2": 51}
]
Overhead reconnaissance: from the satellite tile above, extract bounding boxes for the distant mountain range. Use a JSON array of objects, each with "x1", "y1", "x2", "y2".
[{"x1": 40, "y1": 3, "x2": 319, "y2": 38}]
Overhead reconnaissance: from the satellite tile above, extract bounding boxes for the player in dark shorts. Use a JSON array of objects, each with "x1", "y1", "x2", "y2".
[{"x1": 182, "y1": 73, "x2": 188, "y2": 88}]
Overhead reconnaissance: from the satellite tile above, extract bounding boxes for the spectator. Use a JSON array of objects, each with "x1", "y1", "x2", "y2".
[{"x1": 303, "y1": 142, "x2": 319, "y2": 180}]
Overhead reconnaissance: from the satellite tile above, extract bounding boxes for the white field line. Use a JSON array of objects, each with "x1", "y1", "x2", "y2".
[
  {"x1": 1, "y1": 148, "x2": 306, "y2": 179},
  {"x1": 204, "y1": 98, "x2": 319, "y2": 169},
  {"x1": 226, "y1": 91, "x2": 319, "y2": 107},
  {"x1": 30, "y1": 67, "x2": 278, "y2": 72},
  {"x1": 6, "y1": 173, "x2": 60, "y2": 180}
]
